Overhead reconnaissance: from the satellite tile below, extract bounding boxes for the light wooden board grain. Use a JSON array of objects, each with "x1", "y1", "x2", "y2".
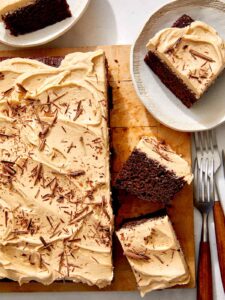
[{"x1": 0, "y1": 45, "x2": 195, "y2": 292}]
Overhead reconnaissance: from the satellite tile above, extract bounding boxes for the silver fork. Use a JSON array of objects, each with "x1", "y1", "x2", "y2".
[
  {"x1": 194, "y1": 130, "x2": 220, "y2": 173},
  {"x1": 194, "y1": 129, "x2": 225, "y2": 292},
  {"x1": 194, "y1": 158, "x2": 214, "y2": 300}
]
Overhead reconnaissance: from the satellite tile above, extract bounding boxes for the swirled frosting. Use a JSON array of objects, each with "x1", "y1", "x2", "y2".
[
  {"x1": 147, "y1": 21, "x2": 225, "y2": 98},
  {"x1": 136, "y1": 137, "x2": 193, "y2": 184},
  {"x1": 116, "y1": 215, "x2": 190, "y2": 297},
  {"x1": 0, "y1": 50, "x2": 113, "y2": 287}
]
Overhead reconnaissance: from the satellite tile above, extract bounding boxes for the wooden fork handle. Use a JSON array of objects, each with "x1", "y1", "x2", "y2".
[
  {"x1": 213, "y1": 201, "x2": 225, "y2": 292},
  {"x1": 197, "y1": 241, "x2": 213, "y2": 300}
]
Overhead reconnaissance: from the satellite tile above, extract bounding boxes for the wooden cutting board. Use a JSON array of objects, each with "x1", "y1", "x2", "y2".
[{"x1": 0, "y1": 45, "x2": 195, "y2": 292}]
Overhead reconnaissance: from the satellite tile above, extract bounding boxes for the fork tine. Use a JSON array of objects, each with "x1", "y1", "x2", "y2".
[
  {"x1": 211, "y1": 129, "x2": 218, "y2": 149},
  {"x1": 200, "y1": 158, "x2": 204, "y2": 202},
  {"x1": 207, "y1": 130, "x2": 214, "y2": 154},
  {"x1": 204, "y1": 158, "x2": 209, "y2": 202},
  {"x1": 194, "y1": 132, "x2": 200, "y2": 151},
  {"x1": 194, "y1": 159, "x2": 199, "y2": 202},
  {"x1": 205, "y1": 130, "x2": 211, "y2": 153},
  {"x1": 209, "y1": 158, "x2": 214, "y2": 201},
  {"x1": 199, "y1": 132, "x2": 205, "y2": 154}
]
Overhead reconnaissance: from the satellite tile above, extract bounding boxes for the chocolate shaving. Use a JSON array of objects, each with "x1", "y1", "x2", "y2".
[
  {"x1": 46, "y1": 216, "x2": 53, "y2": 228},
  {"x1": 73, "y1": 101, "x2": 83, "y2": 121},
  {"x1": 58, "y1": 252, "x2": 64, "y2": 272},
  {"x1": 69, "y1": 210, "x2": 93, "y2": 224},
  {"x1": 189, "y1": 49, "x2": 215, "y2": 62},
  {"x1": 153, "y1": 254, "x2": 164, "y2": 264},
  {"x1": 34, "y1": 188, "x2": 40, "y2": 199},
  {"x1": 39, "y1": 138, "x2": 46, "y2": 151},
  {"x1": 0, "y1": 72, "x2": 5, "y2": 80},
  {"x1": 17, "y1": 83, "x2": 27, "y2": 93},
  {"x1": 124, "y1": 250, "x2": 149, "y2": 261},
  {"x1": 52, "y1": 222, "x2": 61, "y2": 234},
  {"x1": 27, "y1": 219, "x2": 32, "y2": 230},
  {"x1": 5, "y1": 211, "x2": 8, "y2": 227},
  {"x1": 3, "y1": 87, "x2": 14, "y2": 97},
  {"x1": 52, "y1": 92, "x2": 67, "y2": 103},
  {"x1": 34, "y1": 163, "x2": 42, "y2": 185},
  {"x1": 0, "y1": 133, "x2": 13, "y2": 138},
  {"x1": 39, "y1": 236, "x2": 51, "y2": 251},
  {"x1": 2, "y1": 164, "x2": 16, "y2": 176},
  {"x1": 68, "y1": 238, "x2": 81, "y2": 243},
  {"x1": 69, "y1": 170, "x2": 85, "y2": 177},
  {"x1": 61, "y1": 126, "x2": 67, "y2": 133},
  {"x1": 67, "y1": 142, "x2": 74, "y2": 153}
]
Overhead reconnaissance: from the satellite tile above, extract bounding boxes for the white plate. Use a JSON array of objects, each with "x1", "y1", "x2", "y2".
[
  {"x1": 131, "y1": 0, "x2": 225, "y2": 132},
  {"x1": 0, "y1": 0, "x2": 90, "y2": 48}
]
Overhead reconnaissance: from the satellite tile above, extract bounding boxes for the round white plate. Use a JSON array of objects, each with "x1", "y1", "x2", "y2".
[
  {"x1": 131, "y1": 0, "x2": 225, "y2": 132},
  {"x1": 0, "y1": 0, "x2": 90, "y2": 48}
]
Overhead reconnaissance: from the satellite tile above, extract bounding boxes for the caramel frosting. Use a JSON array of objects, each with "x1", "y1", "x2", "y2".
[
  {"x1": 147, "y1": 21, "x2": 225, "y2": 99},
  {"x1": 116, "y1": 215, "x2": 190, "y2": 297},
  {"x1": 136, "y1": 137, "x2": 193, "y2": 184},
  {"x1": 0, "y1": 0, "x2": 35, "y2": 18},
  {"x1": 0, "y1": 50, "x2": 113, "y2": 287}
]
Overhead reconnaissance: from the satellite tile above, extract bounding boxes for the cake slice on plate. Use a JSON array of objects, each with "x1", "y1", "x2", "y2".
[
  {"x1": 116, "y1": 211, "x2": 190, "y2": 297},
  {"x1": 145, "y1": 14, "x2": 225, "y2": 108},
  {"x1": 115, "y1": 136, "x2": 193, "y2": 203},
  {"x1": 0, "y1": 0, "x2": 72, "y2": 36}
]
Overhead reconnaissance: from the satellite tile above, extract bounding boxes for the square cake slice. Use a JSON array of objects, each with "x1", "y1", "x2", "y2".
[
  {"x1": 116, "y1": 212, "x2": 190, "y2": 296},
  {"x1": 145, "y1": 14, "x2": 225, "y2": 108},
  {"x1": 0, "y1": 50, "x2": 113, "y2": 287},
  {"x1": 0, "y1": 0, "x2": 72, "y2": 36},
  {"x1": 115, "y1": 136, "x2": 193, "y2": 203}
]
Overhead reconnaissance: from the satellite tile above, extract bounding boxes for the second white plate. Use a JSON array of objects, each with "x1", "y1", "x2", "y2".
[
  {"x1": 0, "y1": 0, "x2": 90, "y2": 48},
  {"x1": 131, "y1": 0, "x2": 225, "y2": 132}
]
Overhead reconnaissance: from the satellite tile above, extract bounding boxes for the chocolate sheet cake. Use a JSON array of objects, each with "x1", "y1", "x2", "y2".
[
  {"x1": 0, "y1": 50, "x2": 113, "y2": 287},
  {"x1": 145, "y1": 15, "x2": 225, "y2": 108},
  {"x1": 0, "y1": 0, "x2": 72, "y2": 36},
  {"x1": 115, "y1": 136, "x2": 193, "y2": 203},
  {"x1": 116, "y1": 211, "x2": 190, "y2": 296}
]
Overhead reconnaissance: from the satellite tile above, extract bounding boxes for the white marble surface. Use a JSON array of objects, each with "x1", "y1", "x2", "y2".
[{"x1": 1, "y1": 0, "x2": 225, "y2": 299}]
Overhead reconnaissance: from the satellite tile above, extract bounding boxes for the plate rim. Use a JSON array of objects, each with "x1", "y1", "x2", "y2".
[
  {"x1": 130, "y1": 0, "x2": 225, "y2": 132},
  {"x1": 0, "y1": 0, "x2": 90, "y2": 48}
]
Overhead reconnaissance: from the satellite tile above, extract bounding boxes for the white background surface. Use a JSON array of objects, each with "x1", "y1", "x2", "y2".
[{"x1": 1, "y1": 1, "x2": 225, "y2": 299}]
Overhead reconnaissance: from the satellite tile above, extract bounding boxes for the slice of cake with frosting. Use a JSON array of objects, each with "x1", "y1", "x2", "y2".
[
  {"x1": 0, "y1": 0, "x2": 72, "y2": 36},
  {"x1": 115, "y1": 136, "x2": 193, "y2": 203},
  {"x1": 116, "y1": 211, "x2": 190, "y2": 296},
  {"x1": 145, "y1": 15, "x2": 225, "y2": 108},
  {"x1": 0, "y1": 50, "x2": 113, "y2": 287}
]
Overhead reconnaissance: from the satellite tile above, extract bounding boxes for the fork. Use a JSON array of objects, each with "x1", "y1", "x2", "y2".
[
  {"x1": 194, "y1": 130, "x2": 225, "y2": 292},
  {"x1": 194, "y1": 158, "x2": 214, "y2": 300}
]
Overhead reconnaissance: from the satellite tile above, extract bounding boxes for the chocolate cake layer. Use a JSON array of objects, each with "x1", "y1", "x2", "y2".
[
  {"x1": 144, "y1": 52, "x2": 197, "y2": 108},
  {"x1": 172, "y1": 14, "x2": 194, "y2": 28},
  {"x1": 115, "y1": 149, "x2": 186, "y2": 203},
  {"x1": 2, "y1": 0, "x2": 72, "y2": 36},
  {"x1": 120, "y1": 208, "x2": 167, "y2": 229}
]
